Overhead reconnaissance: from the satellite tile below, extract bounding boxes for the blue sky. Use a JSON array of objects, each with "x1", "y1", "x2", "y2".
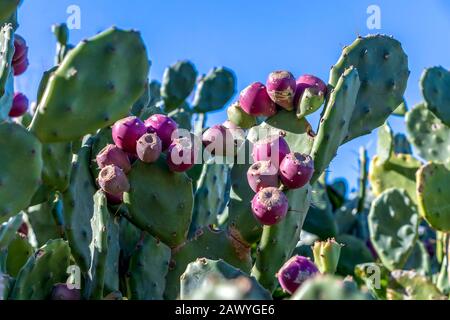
[{"x1": 16, "y1": 0, "x2": 450, "y2": 192}]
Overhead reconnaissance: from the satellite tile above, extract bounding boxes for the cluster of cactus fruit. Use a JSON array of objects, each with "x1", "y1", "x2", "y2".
[{"x1": 1, "y1": 1, "x2": 450, "y2": 300}]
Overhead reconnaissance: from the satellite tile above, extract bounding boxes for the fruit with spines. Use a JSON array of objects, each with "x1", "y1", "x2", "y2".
[
  {"x1": 202, "y1": 124, "x2": 236, "y2": 157},
  {"x1": 247, "y1": 160, "x2": 279, "y2": 193},
  {"x1": 166, "y1": 136, "x2": 197, "y2": 173},
  {"x1": 251, "y1": 187, "x2": 289, "y2": 226},
  {"x1": 112, "y1": 116, "x2": 147, "y2": 155},
  {"x1": 96, "y1": 144, "x2": 131, "y2": 174},
  {"x1": 145, "y1": 114, "x2": 178, "y2": 150},
  {"x1": 294, "y1": 74, "x2": 327, "y2": 119},
  {"x1": 312, "y1": 238, "x2": 342, "y2": 274},
  {"x1": 266, "y1": 71, "x2": 296, "y2": 110},
  {"x1": 280, "y1": 152, "x2": 314, "y2": 189},
  {"x1": 51, "y1": 284, "x2": 81, "y2": 300},
  {"x1": 239, "y1": 82, "x2": 276, "y2": 117},
  {"x1": 252, "y1": 134, "x2": 290, "y2": 167},
  {"x1": 8, "y1": 92, "x2": 28, "y2": 117},
  {"x1": 227, "y1": 102, "x2": 256, "y2": 129},
  {"x1": 97, "y1": 165, "x2": 130, "y2": 196},
  {"x1": 277, "y1": 255, "x2": 319, "y2": 294},
  {"x1": 12, "y1": 34, "x2": 29, "y2": 76},
  {"x1": 136, "y1": 132, "x2": 162, "y2": 163}
]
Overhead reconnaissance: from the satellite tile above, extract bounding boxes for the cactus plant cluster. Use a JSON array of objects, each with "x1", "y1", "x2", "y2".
[{"x1": 1, "y1": 1, "x2": 450, "y2": 301}]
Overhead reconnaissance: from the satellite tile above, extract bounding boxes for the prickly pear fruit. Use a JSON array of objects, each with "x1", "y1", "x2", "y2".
[
  {"x1": 8, "y1": 92, "x2": 28, "y2": 117},
  {"x1": 239, "y1": 82, "x2": 276, "y2": 117},
  {"x1": 98, "y1": 165, "x2": 130, "y2": 196},
  {"x1": 252, "y1": 134, "x2": 290, "y2": 167},
  {"x1": 144, "y1": 114, "x2": 178, "y2": 150},
  {"x1": 202, "y1": 124, "x2": 236, "y2": 157},
  {"x1": 247, "y1": 160, "x2": 279, "y2": 192},
  {"x1": 105, "y1": 192, "x2": 123, "y2": 205},
  {"x1": 167, "y1": 137, "x2": 196, "y2": 172},
  {"x1": 312, "y1": 238, "x2": 342, "y2": 274},
  {"x1": 12, "y1": 34, "x2": 29, "y2": 76},
  {"x1": 96, "y1": 144, "x2": 131, "y2": 174},
  {"x1": 227, "y1": 102, "x2": 256, "y2": 129},
  {"x1": 277, "y1": 255, "x2": 319, "y2": 294},
  {"x1": 266, "y1": 71, "x2": 296, "y2": 111},
  {"x1": 251, "y1": 187, "x2": 288, "y2": 225},
  {"x1": 293, "y1": 74, "x2": 327, "y2": 107},
  {"x1": 279, "y1": 152, "x2": 314, "y2": 189},
  {"x1": 136, "y1": 132, "x2": 162, "y2": 163},
  {"x1": 51, "y1": 284, "x2": 81, "y2": 300},
  {"x1": 112, "y1": 116, "x2": 147, "y2": 155}
]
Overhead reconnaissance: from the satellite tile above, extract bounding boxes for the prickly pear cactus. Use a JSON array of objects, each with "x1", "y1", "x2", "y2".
[
  {"x1": 387, "y1": 270, "x2": 447, "y2": 300},
  {"x1": 311, "y1": 67, "x2": 360, "y2": 183},
  {"x1": 0, "y1": 213, "x2": 24, "y2": 252},
  {"x1": 368, "y1": 188, "x2": 420, "y2": 271},
  {"x1": 30, "y1": 27, "x2": 149, "y2": 142},
  {"x1": 124, "y1": 158, "x2": 194, "y2": 247},
  {"x1": 0, "y1": 23, "x2": 14, "y2": 119},
  {"x1": 180, "y1": 258, "x2": 271, "y2": 300},
  {"x1": 393, "y1": 133, "x2": 412, "y2": 155},
  {"x1": 41, "y1": 142, "x2": 73, "y2": 192},
  {"x1": 0, "y1": 123, "x2": 43, "y2": 223},
  {"x1": 10, "y1": 239, "x2": 71, "y2": 300},
  {"x1": 192, "y1": 67, "x2": 236, "y2": 113},
  {"x1": 406, "y1": 103, "x2": 450, "y2": 162},
  {"x1": 126, "y1": 235, "x2": 171, "y2": 300},
  {"x1": 416, "y1": 162, "x2": 450, "y2": 232},
  {"x1": 5, "y1": 234, "x2": 33, "y2": 277},
  {"x1": 329, "y1": 35, "x2": 409, "y2": 142},
  {"x1": 377, "y1": 122, "x2": 393, "y2": 165},
  {"x1": 420, "y1": 66, "x2": 450, "y2": 126},
  {"x1": 0, "y1": 0, "x2": 20, "y2": 22}
]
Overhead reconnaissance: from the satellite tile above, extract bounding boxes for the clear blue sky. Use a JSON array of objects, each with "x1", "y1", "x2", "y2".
[{"x1": 15, "y1": 0, "x2": 450, "y2": 192}]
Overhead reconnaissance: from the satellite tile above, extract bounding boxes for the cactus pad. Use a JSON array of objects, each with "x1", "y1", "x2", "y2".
[
  {"x1": 420, "y1": 66, "x2": 450, "y2": 126},
  {"x1": 161, "y1": 60, "x2": 197, "y2": 111}
]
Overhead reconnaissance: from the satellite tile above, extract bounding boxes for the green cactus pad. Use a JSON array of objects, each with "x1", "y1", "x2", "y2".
[
  {"x1": 335, "y1": 234, "x2": 374, "y2": 276},
  {"x1": 118, "y1": 217, "x2": 142, "y2": 263},
  {"x1": 377, "y1": 122, "x2": 393, "y2": 165},
  {"x1": 168, "y1": 105, "x2": 192, "y2": 131},
  {"x1": 103, "y1": 214, "x2": 119, "y2": 296},
  {"x1": 227, "y1": 102, "x2": 256, "y2": 129},
  {"x1": 0, "y1": 1, "x2": 20, "y2": 21},
  {"x1": 149, "y1": 80, "x2": 162, "y2": 107},
  {"x1": 0, "y1": 24, "x2": 14, "y2": 119},
  {"x1": 164, "y1": 227, "x2": 252, "y2": 299},
  {"x1": 127, "y1": 234, "x2": 171, "y2": 300},
  {"x1": 403, "y1": 241, "x2": 431, "y2": 275},
  {"x1": 161, "y1": 60, "x2": 197, "y2": 112},
  {"x1": 369, "y1": 153, "x2": 421, "y2": 203},
  {"x1": 393, "y1": 133, "x2": 412, "y2": 155},
  {"x1": 62, "y1": 139, "x2": 97, "y2": 273},
  {"x1": 89, "y1": 127, "x2": 114, "y2": 179},
  {"x1": 0, "y1": 272, "x2": 13, "y2": 300},
  {"x1": 180, "y1": 258, "x2": 271, "y2": 300},
  {"x1": 30, "y1": 27, "x2": 149, "y2": 142},
  {"x1": 406, "y1": 103, "x2": 450, "y2": 162},
  {"x1": 36, "y1": 67, "x2": 57, "y2": 105},
  {"x1": 329, "y1": 35, "x2": 409, "y2": 142},
  {"x1": 41, "y1": 142, "x2": 73, "y2": 192},
  {"x1": 26, "y1": 196, "x2": 62, "y2": 247},
  {"x1": 303, "y1": 181, "x2": 337, "y2": 239},
  {"x1": 0, "y1": 213, "x2": 24, "y2": 252},
  {"x1": 416, "y1": 162, "x2": 450, "y2": 232},
  {"x1": 130, "y1": 81, "x2": 151, "y2": 116},
  {"x1": 392, "y1": 98, "x2": 408, "y2": 116},
  {"x1": 354, "y1": 263, "x2": 390, "y2": 300},
  {"x1": 189, "y1": 163, "x2": 231, "y2": 237},
  {"x1": 0, "y1": 123, "x2": 43, "y2": 222},
  {"x1": 252, "y1": 185, "x2": 312, "y2": 292},
  {"x1": 420, "y1": 66, "x2": 450, "y2": 126},
  {"x1": 291, "y1": 275, "x2": 372, "y2": 300},
  {"x1": 311, "y1": 67, "x2": 360, "y2": 183},
  {"x1": 124, "y1": 157, "x2": 194, "y2": 247},
  {"x1": 387, "y1": 270, "x2": 446, "y2": 300},
  {"x1": 6, "y1": 234, "x2": 33, "y2": 277},
  {"x1": 10, "y1": 239, "x2": 71, "y2": 300},
  {"x1": 192, "y1": 67, "x2": 236, "y2": 113},
  {"x1": 368, "y1": 188, "x2": 420, "y2": 271}
]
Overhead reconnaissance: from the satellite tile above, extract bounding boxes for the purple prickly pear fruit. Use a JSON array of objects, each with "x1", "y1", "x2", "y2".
[
  {"x1": 112, "y1": 116, "x2": 147, "y2": 155},
  {"x1": 97, "y1": 165, "x2": 130, "y2": 196},
  {"x1": 51, "y1": 284, "x2": 81, "y2": 300},
  {"x1": 202, "y1": 124, "x2": 235, "y2": 157},
  {"x1": 18, "y1": 222, "x2": 29, "y2": 237},
  {"x1": 12, "y1": 35, "x2": 29, "y2": 76},
  {"x1": 266, "y1": 71, "x2": 296, "y2": 111},
  {"x1": 239, "y1": 82, "x2": 277, "y2": 117},
  {"x1": 251, "y1": 187, "x2": 288, "y2": 225},
  {"x1": 136, "y1": 132, "x2": 162, "y2": 163},
  {"x1": 96, "y1": 144, "x2": 131, "y2": 174},
  {"x1": 105, "y1": 191, "x2": 123, "y2": 205},
  {"x1": 252, "y1": 134, "x2": 290, "y2": 167},
  {"x1": 293, "y1": 74, "x2": 327, "y2": 107},
  {"x1": 144, "y1": 114, "x2": 178, "y2": 151},
  {"x1": 277, "y1": 255, "x2": 319, "y2": 294},
  {"x1": 247, "y1": 160, "x2": 279, "y2": 192},
  {"x1": 279, "y1": 152, "x2": 314, "y2": 189},
  {"x1": 167, "y1": 137, "x2": 196, "y2": 172},
  {"x1": 222, "y1": 120, "x2": 239, "y2": 130},
  {"x1": 8, "y1": 92, "x2": 29, "y2": 117}
]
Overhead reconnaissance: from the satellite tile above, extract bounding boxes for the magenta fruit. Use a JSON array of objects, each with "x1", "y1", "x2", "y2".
[
  {"x1": 266, "y1": 71, "x2": 296, "y2": 111},
  {"x1": 97, "y1": 165, "x2": 130, "y2": 196},
  {"x1": 202, "y1": 124, "x2": 235, "y2": 157},
  {"x1": 12, "y1": 34, "x2": 29, "y2": 76},
  {"x1": 8, "y1": 92, "x2": 29, "y2": 118},
  {"x1": 239, "y1": 82, "x2": 277, "y2": 117},
  {"x1": 251, "y1": 187, "x2": 289, "y2": 225},
  {"x1": 279, "y1": 152, "x2": 314, "y2": 189},
  {"x1": 166, "y1": 136, "x2": 197, "y2": 172},
  {"x1": 112, "y1": 116, "x2": 147, "y2": 155},
  {"x1": 293, "y1": 74, "x2": 327, "y2": 107},
  {"x1": 277, "y1": 255, "x2": 319, "y2": 294},
  {"x1": 51, "y1": 284, "x2": 81, "y2": 300},
  {"x1": 144, "y1": 114, "x2": 178, "y2": 150},
  {"x1": 247, "y1": 160, "x2": 279, "y2": 192},
  {"x1": 136, "y1": 132, "x2": 162, "y2": 163},
  {"x1": 96, "y1": 144, "x2": 131, "y2": 174},
  {"x1": 105, "y1": 191, "x2": 123, "y2": 205},
  {"x1": 252, "y1": 134, "x2": 290, "y2": 167}
]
